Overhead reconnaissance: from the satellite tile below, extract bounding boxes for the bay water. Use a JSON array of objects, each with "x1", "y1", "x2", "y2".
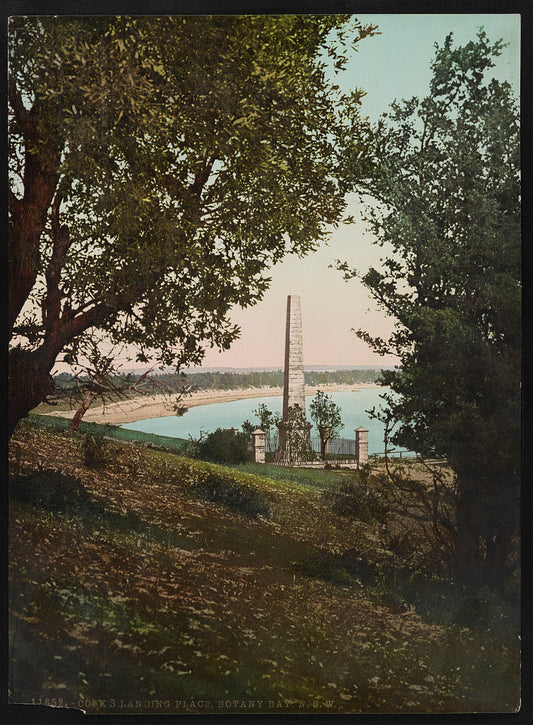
[{"x1": 121, "y1": 387, "x2": 405, "y2": 455}]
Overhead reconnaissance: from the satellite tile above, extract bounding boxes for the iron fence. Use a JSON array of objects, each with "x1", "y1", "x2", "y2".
[{"x1": 265, "y1": 433, "x2": 358, "y2": 465}]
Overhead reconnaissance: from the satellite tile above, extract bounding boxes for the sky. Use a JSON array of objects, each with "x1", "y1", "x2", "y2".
[{"x1": 199, "y1": 13, "x2": 520, "y2": 370}]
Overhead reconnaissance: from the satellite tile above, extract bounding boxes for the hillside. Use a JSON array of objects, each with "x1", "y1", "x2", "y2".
[{"x1": 8, "y1": 419, "x2": 520, "y2": 714}]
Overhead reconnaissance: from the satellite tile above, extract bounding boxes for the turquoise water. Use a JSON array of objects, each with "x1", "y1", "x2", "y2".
[{"x1": 121, "y1": 388, "x2": 404, "y2": 455}]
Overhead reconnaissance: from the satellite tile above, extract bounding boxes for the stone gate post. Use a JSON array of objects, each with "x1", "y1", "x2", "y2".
[
  {"x1": 252, "y1": 429, "x2": 265, "y2": 463},
  {"x1": 355, "y1": 427, "x2": 369, "y2": 468}
]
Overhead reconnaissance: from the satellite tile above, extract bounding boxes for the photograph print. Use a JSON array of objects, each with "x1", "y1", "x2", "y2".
[{"x1": 8, "y1": 12, "x2": 521, "y2": 715}]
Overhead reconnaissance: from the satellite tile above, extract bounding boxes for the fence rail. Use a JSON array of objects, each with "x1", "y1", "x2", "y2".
[
  {"x1": 260, "y1": 432, "x2": 444, "y2": 466},
  {"x1": 370, "y1": 450, "x2": 418, "y2": 459},
  {"x1": 265, "y1": 434, "x2": 358, "y2": 465}
]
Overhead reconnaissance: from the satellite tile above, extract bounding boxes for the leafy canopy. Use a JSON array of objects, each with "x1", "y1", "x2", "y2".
[
  {"x1": 9, "y1": 15, "x2": 378, "y2": 372},
  {"x1": 309, "y1": 390, "x2": 343, "y2": 441}
]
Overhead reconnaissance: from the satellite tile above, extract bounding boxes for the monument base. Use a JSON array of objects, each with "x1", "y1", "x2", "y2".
[{"x1": 277, "y1": 420, "x2": 312, "y2": 463}]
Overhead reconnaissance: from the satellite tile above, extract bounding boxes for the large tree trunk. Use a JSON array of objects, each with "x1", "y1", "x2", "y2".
[
  {"x1": 453, "y1": 471, "x2": 520, "y2": 592},
  {"x1": 8, "y1": 88, "x2": 63, "y2": 338},
  {"x1": 453, "y1": 478, "x2": 484, "y2": 587},
  {"x1": 8, "y1": 347, "x2": 55, "y2": 438}
]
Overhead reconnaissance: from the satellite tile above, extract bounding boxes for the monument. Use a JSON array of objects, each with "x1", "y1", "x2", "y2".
[{"x1": 278, "y1": 295, "x2": 312, "y2": 458}]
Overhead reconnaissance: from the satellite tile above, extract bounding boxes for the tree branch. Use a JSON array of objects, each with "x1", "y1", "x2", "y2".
[
  {"x1": 35, "y1": 299, "x2": 119, "y2": 371},
  {"x1": 189, "y1": 153, "x2": 217, "y2": 198},
  {"x1": 8, "y1": 80, "x2": 32, "y2": 139},
  {"x1": 43, "y1": 190, "x2": 71, "y2": 336}
]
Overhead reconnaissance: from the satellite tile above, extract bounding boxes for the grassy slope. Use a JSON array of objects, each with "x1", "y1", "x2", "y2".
[
  {"x1": 8, "y1": 420, "x2": 520, "y2": 715},
  {"x1": 28, "y1": 412, "x2": 188, "y2": 451}
]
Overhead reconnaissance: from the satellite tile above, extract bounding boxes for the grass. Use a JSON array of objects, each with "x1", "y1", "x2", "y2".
[
  {"x1": 234, "y1": 461, "x2": 357, "y2": 493},
  {"x1": 28, "y1": 412, "x2": 188, "y2": 452},
  {"x1": 8, "y1": 417, "x2": 520, "y2": 714}
]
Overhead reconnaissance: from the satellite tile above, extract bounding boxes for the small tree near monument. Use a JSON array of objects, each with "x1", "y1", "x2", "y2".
[
  {"x1": 310, "y1": 391, "x2": 343, "y2": 460},
  {"x1": 253, "y1": 403, "x2": 278, "y2": 451}
]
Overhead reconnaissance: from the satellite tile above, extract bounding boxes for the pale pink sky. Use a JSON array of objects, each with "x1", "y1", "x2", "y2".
[{"x1": 201, "y1": 198, "x2": 399, "y2": 369}]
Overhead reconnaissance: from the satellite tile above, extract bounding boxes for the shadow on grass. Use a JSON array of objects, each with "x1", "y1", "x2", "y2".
[
  {"x1": 9, "y1": 468, "x2": 312, "y2": 574},
  {"x1": 294, "y1": 547, "x2": 519, "y2": 639},
  {"x1": 9, "y1": 469, "x2": 199, "y2": 552}
]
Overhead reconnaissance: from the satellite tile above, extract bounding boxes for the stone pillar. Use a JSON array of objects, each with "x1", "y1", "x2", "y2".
[
  {"x1": 278, "y1": 295, "x2": 311, "y2": 457},
  {"x1": 355, "y1": 427, "x2": 368, "y2": 468},
  {"x1": 282, "y1": 295, "x2": 306, "y2": 419},
  {"x1": 252, "y1": 429, "x2": 265, "y2": 463}
]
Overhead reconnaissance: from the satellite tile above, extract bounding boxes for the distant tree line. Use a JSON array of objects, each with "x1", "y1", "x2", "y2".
[
  {"x1": 47, "y1": 368, "x2": 383, "y2": 402},
  {"x1": 153, "y1": 368, "x2": 383, "y2": 391}
]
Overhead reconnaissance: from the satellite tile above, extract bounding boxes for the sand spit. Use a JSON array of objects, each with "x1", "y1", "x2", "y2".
[{"x1": 43, "y1": 383, "x2": 382, "y2": 426}]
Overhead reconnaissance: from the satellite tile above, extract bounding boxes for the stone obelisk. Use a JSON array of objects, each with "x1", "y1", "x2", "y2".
[
  {"x1": 282, "y1": 295, "x2": 306, "y2": 419},
  {"x1": 278, "y1": 294, "x2": 311, "y2": 457}
]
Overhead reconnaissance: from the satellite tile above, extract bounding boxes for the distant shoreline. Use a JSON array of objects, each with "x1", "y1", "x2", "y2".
[{"x1": 43, "y1": 383, "x2": 383, "y2": 426}]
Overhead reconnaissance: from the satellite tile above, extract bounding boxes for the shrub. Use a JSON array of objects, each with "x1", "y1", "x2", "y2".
[
  {"x1": 294, "y1": 549, "x2": 354, "y2": 587},
  {"x1": 191, "y1": 471, "x2": 269, "y2": 518},
  {"x1": 197, "y1": 428, "x2": 251, "y2": 464},
  {"x1": 322, "y1": 468, "x2": 391, "y2": 523},
  {"x1": 9, "y1": 468, "x2": 102, "y2": 517},
  {"x1": 83, "y1": 434, "x2": 110, "y2": 469},
  {"x1": 179, "y1": 436, "x2": 202, "y2": 459}
]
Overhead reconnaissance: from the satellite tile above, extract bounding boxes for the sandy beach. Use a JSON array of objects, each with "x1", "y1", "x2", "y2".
[{"x1": 43, "y1": 383, "x2": 381, "y2": 426}]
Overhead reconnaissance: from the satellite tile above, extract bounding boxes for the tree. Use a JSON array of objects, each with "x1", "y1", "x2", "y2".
[
  {"x1": 197, "y1": 428, "x2": 251, "y2": 465},
  {"x1": 339, "y1": 32, "x2": 520, "y2": 589},
  {"x1": 309, "y1": 390, "x2": 343, "y2": 459},
  {"x1": 253, "y1": 402, "x2": 278, "y2": 450},
  {"x1": 241, "y1": 420, "x2": 255, "y2": 438},
  {"x1": 8, "y1": 15, "x2": 378, "y2": 437},
  {"x1": 68, "y1": 344, "x2": 122, "y2": 432}
]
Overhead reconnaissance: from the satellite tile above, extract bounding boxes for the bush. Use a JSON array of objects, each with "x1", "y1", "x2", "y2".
[
  {"x1": 322, "y1": 468, "x2": 391, "y2": 523},
  {"x1": 197, "y1": 428, "x2": 251, "y2": 465},
  {"x1": 190, "y1": 470, "x2": 269, "y2": 518},
  {"x1": 9, "y1": 468, "x2": 102, "y2": 517},
  {"x1": 83, "y1": 434, "x2": 110, "y2": 469},
  {"x1": 294, "y1": 549, "x2": 355, "y2": 587}
]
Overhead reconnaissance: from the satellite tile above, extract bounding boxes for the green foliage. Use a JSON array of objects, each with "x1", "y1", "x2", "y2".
[
  {"x1": 253, "y1": 402, "x2": 276, "y2": 432},
  {"x1": 251, "y1": 402, "x2": 280, "y2": 451},
  {"x1": 322, "y1": 465, "x2": 390, "y2": 522},
  {"x1": 339, "y1": 31, "x2": 520, "y2": 588},
  {"x1": 196, "y1": 427, "x2": 252, "y2": 465},
  {"x1": 8, "y1": 15, "x2": 378, "y2": 434},
  {"x1": 82, "y1": 434, "x2": 110, "y2": 470},
  {"x1": 151, "y1": 368, "x2": 383, "y2": 392},
  {"x1": 10, "y1": 468, "x2": 98, "y2": 514},
  {"x1": 241, "y1": 419, "x2": 255, "y2": 437},
  {"x1": 309, "y1": 390, "x2": 343, "y2": 459},
  {"x1": 294, "y1": 549, "x2": 355, "y2": 587},
  {"x1": 190, "y1": 470, "x2": 270, "y2": 519}
]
